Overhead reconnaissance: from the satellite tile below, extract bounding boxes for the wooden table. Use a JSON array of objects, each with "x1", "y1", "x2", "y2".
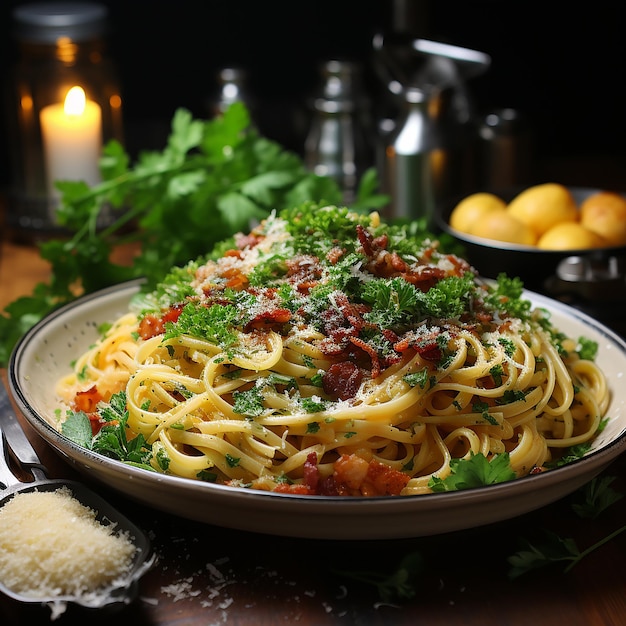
[{"x1": 1, "y1": 238, "x2": 626, "y2": 626}]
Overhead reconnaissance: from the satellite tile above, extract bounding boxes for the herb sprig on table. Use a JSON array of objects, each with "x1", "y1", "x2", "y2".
[
  {"x1": 332, "y1": 475, "x2": 624, "y2": 604},
  {"x1": 507, "y1": 475, "x2": 625, "y2": 578},
  {"x1": 0, "y1": 103, "x2": 388, "y2": 366}
]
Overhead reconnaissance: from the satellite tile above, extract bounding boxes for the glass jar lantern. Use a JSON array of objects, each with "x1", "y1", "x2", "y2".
[{"x1": 5, "y1": 1, "x2": 123, "y2": 239}]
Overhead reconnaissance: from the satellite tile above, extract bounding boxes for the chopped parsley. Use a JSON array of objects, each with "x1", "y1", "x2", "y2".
[
  {"x1": 233, "y1": 387, "x2": 265, "y2": 418},
  {"x1": 577, "y1": 337, "x2": 598, "y2": 361},
  {"x1": 496, "y1": 390, "x2": 527, "y2": 405},
  {"x1": 403, "y1": 368, "x2": 431, "y2": 389}
]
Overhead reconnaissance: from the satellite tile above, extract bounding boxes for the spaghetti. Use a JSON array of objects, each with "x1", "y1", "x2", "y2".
[{"x1": 55, "y1": 206, "x2": 610, "y2": 496}]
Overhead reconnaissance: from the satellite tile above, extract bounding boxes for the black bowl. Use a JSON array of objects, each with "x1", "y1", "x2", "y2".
[{"x1": 434, "y1": 186, "x2": 626, "y2": 293}]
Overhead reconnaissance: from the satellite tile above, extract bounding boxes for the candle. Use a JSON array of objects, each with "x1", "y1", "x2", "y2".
[{"x1": 40, "y1": 86, "x2": 102, "y2": 200}]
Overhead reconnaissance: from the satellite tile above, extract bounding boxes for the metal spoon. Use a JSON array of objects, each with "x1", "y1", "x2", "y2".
[{"x1": 0, "y1": 381, "x2": 155, "y2": 616}]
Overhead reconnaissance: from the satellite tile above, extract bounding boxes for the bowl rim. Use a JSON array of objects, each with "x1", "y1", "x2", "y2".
[{"x1": 7, "y1": 279, "x2": 626, "y2": 537}]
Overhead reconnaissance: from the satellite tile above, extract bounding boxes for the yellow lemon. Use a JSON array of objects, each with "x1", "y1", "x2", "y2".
[
  {"x1": 537, "y1": 222, "x2": 606, "y2": 250},
  {"x1": 471, "y1": 210, "x2": 537, "y2": 246},
  {"x1": 507, "y1": 183, "x2": 578, "y2": 238},
  {"x1": 449, "y1": 192, "x2": 507, "y2": 234},
  {"x1": 580, "y1": 191, "x2": 626, "y2": 246}
]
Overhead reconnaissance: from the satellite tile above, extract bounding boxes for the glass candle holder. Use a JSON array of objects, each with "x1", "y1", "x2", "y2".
[{"x1": 5, "y1": 1, "x2": 123, "y2": 241}]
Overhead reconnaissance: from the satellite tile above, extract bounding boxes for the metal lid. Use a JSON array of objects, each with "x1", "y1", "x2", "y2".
[
  {"x1": 312, "y1": 60, "x2": 363, "y2": 114},
  {"x1": 12, "y1": 2, "x2": 108, "y2": 43}
]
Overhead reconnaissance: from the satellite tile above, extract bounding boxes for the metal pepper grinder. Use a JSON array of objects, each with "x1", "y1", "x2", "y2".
[
  {"x1": 383, "y1": 86, "x2": 438, "y2": 224},
  {"x1": 373, "y1": 35, "x2": 490, "y2": 226},
  {"x1": 304, "y1": 60, "x2": 374, "y2": 205}
]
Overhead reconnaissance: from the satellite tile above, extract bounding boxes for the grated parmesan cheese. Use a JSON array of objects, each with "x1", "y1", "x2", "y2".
[{"x1": 0, "y1": 486, "x2": 136, "y2": 599}]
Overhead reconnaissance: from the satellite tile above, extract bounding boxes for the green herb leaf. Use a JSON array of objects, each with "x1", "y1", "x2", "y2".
[
  {"x1": 571, "y1": 475, "x2": 624, "y2": 519},
  {"x1": 428, "y1": 452, "x2": 516, "y2": 492},
  {"x1": 60, "y1": 410, "x2": 93, "y2": 449},
  {"x1": 507, "y1": 531, "x2": 581, "y2": 579},
  {"x1": 333, "y1": 551, "x2": 424, "y2": 604},
  {"x1": 577, "y1": 336, "x2": 599, "y2": 361},
  {"x1": 507, "y1": 475, "x2": 626, "y2": 578}
]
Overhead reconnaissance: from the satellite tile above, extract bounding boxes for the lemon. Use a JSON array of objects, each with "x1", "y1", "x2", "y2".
[
  {"x1": 537, "y1": 222, "x2": 605, "y2": 250},
  {"x1": 580, "y1": 191, "x2": 626, "y2": 246},
  {"x1": 449, "y1": 192, "x2": 507, "y2": 234},
  {"x1": 471, "y1": 210, "x2": 537, "y2": 246},
  {"x1": 507, "y1": 183, "x2": 578, "y2": 238}
]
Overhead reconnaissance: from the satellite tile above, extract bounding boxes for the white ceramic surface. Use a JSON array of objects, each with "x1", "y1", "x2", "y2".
[{"x1": 8, "y1": 280, "x2": 626, "y2": 540}]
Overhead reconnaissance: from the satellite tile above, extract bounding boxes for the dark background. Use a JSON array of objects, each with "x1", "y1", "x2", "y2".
[{"x1": 1, "y1": 0, "x2": 625, "y2": 192}]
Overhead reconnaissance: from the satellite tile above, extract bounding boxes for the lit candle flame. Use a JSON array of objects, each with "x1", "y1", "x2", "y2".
[{"x1": 64, "y1": 86, "x2": 87, "y2": 116}]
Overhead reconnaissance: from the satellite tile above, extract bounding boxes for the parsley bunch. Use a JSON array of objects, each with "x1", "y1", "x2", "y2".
[{"x1": 0, "y1": 103, "x2": 388, "y2": 366}]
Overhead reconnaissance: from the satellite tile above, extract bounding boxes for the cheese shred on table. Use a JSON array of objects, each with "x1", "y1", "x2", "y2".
[{"x1": 0, "y1": 486, "x2": 136, "y2": 598}]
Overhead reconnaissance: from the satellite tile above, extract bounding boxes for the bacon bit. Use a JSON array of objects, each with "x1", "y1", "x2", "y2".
[
  {"x1": 285, "y1": 255, "x2": 323, "y2": 293},
  {"x1": 138, "y1": 313, "x2": 164, "y2": 339},
  {"x1": 271, "y1": 453, "x2": 319, "y2": 494},
  {"x1": 349, "y1": 336, "x2": 381, "y2": 378},
  {"x1": 73, "y1": 386, "x2": 103, "y2": 413},
  {"x1": 336, "y1": 296, "x2": 370, "y2": 331},
  {"x1": 317, "y1": 476, "x2": 344, "y2": 496},
  {"x1": 356, "y1": 224, "x2": 389, "y2": 258},
  {"x1": 234, "y1": 232, "x2": 263, "y2": 250},
  {"x1": 243, "y1": 290, "x2": 292, "y2": 331},
  {"x1": 474, "y1": 310, "x2": 494, "y2": 324},
  {"x1": 499, "y1": 320, "x2": 515, "y2": 332},
  {"x1": 331, "y1": 454, "x2": 410, "y2": 496},
  {"x1": 273, "y1": 483, "x2": 314, "y2": 495},
  {"x1": 388, "y1": 251, "x2": 409, "y2": 273},
  {"x1": 401, "y1": 266, "x2": 446, "y2": 292},
  {"x1": 322, "y1": 361, "x2": 364, "y2": 401},
  {"x1": 88, "y1": 414, "x2": 109, "y2": 437},
  {"x1": 270, "y1": 453, "x2": 411, "y2": 497},
  {"x1": 394, "y1": 328, "x2": 444, "y2": 362},
  {"x1": 479, "y1": 375, "x2": 497, "y2": 390},
  {"x1": 414, "y1": 343, "x2": 442, "y2": 362},
  {"x1": 356, "y1": 224, "x2": 375, "y2": 256},
  {"x1": 139, "y1": 304, "x2": 184, "y2": 340},
  {"x1": 446, "y1": 253, "x2": 473, "y2": 275},
  {"x1": 245, "y1": 307, "x2": 292, "y2": 331},
  {"x1": 381, "y1": 328, "x2": 400, "y2": 344},
  {"x1": 221, "y1": 267, "x2": 249, "y2": 290},
  {"x1": 296, "y1": 281, "x2": 319, "y2": 294},
  {"x1": 364, "y1": 459, "x2": 411, "y2": 495},
  {"x1": 71, "y1": 386, "x2": 110, "y2": 436},
  {"x1": 303, "y1": 451, "x2": 319, "y2": 490},
  {"x1": 529, "y1": 466, "x2": 546, "y2": 475},
  {"x1": 326, "y1": 246, "x2": 345, "y2": 265},
  {"x1": 334, "y1": 454, "x2": 370, "y2": 490},
  {"x1": 373, "y1": 233, "x2": 389, "y2": 250},
  {"x1": 357, "y1": 222, "x2": 473, "y2": 293},
  {"x1": 223, "y1": 249, "x2": 243, "y2": 259}
]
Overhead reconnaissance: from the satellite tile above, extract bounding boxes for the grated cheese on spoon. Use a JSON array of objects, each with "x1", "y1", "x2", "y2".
[{"x1": 0, "y1": 486, "x2": 136, "y2": 600}]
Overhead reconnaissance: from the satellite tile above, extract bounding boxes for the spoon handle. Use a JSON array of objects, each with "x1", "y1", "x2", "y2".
[
  {"x1": 0, "y1": 427, "x2": 22, "y2": 489},
  {"x1": 0, "y1": 382, "x2": 47, "y2": 477}
]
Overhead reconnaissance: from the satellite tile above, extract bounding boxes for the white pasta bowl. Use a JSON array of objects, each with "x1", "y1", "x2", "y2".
[{"x1": 8, "y1": 279, "x2": 626, "y2": 540}]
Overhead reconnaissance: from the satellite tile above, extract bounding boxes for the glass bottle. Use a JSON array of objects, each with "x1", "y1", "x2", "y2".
[{"x1": 5, "y1": 2, "x2": 123, "y2": 241}]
